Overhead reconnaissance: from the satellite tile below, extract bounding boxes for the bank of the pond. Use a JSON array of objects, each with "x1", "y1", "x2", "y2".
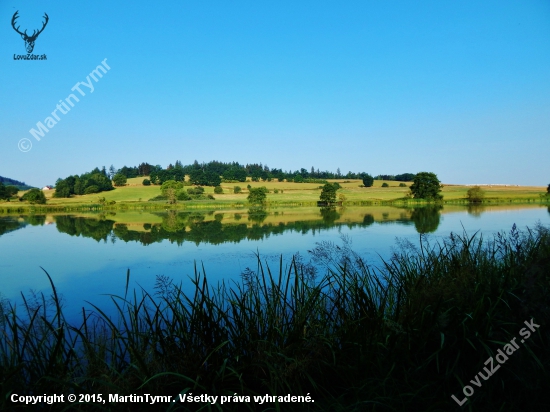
[
  {"x1": 1, "y1": 196, "x2": 549, "y2": 214},
  {"x1": 2, "y1": 179, "x2": 548, "y2": 214},
  {"x1": 1, "y1": 224, "x2": 549, "y2": 411}
]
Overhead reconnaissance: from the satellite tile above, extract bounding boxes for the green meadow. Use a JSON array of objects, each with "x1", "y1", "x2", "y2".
[{"x1": 1, "y1": 178, "x2": 548, "y2": 213}]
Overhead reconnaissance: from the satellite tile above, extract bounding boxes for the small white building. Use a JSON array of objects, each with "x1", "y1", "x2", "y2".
[{"x1": 42, "y1": 185, "x2": 54, "y2": 191}]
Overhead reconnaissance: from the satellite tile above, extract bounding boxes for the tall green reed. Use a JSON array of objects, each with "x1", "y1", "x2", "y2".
[{"x1": 1, "y1": 224, "x2": 549, "y2": 411}]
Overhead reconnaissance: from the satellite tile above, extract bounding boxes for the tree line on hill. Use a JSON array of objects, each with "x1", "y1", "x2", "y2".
[
  {"x1": 374, "y1": 173, "x2": 416, "y2": 182},
  {"x1": 112, "y1": 160, "x2": 408, "y2": 186},
  {"x1": 49, "y1": 160, "x2": 420, "y2": 198},
  {"x1": 0, "y1": 176, "x2": 34, "y2": 191}
]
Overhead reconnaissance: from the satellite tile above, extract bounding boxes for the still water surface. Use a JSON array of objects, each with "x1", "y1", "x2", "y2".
[{"x1": 1, "y1": 205, "x2": 549, "y2": 320}]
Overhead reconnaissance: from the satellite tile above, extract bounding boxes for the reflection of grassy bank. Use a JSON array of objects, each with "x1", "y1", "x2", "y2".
[
  {"x1": 2, "y1": 203, "x2": 549, "y2": 243},
  {"x1": 1, "y1": 225, "x2": 549, "y2": 411},
  {"x1": 6, "y1": 203, "x2": 547, "y2": 226}
]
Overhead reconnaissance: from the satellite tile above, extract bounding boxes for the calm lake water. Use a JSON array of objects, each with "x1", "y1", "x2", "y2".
[{"x1": 1, "y1": 204, "x2": 549, "y2": 321}]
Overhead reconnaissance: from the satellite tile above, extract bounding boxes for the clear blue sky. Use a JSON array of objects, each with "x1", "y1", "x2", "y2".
[{"x1": 1, "y1": 0, "x2": 549, "y2": 187}]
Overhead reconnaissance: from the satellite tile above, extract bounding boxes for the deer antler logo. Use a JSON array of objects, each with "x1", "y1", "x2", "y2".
[{"x1": 11, "y1": 11, "x2": 49, "y2": 54}]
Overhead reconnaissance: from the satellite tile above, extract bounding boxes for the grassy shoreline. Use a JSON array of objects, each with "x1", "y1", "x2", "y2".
[
  {"x1": 2, "y1": 178, "x2": 548, "y2": 214},
  {"x1": 1, "y1": 225, "x2": 549, "y2": 411},
  {"x1": 1, "y1": 197, "x2": 549, "y2": 214}
]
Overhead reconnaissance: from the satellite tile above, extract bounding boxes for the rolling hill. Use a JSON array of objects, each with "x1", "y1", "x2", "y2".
[{"x1": 0, "y1": 176, "x2": 35, "y2": 190}]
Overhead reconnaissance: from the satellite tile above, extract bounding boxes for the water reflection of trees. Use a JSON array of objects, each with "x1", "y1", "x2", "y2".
[
  {"x1": 248, "y1": 208, "x2": 268, "y2": 224},
  {"x1": 363, "y1": 214, "x2": 374, "y2": 226},
  {"x1": 410, "y1": 206, "x2": 442, "y2": 234},
  {"x1": 320, "y1": 207, "x2": 340, "y2": 225},
  {"x1": 55, "y1": 215, "x2": 115, "y2": 242},
  {"x1": 26, "y1": 215, "x2": 47, "y2": 226},
  {"x1": 467, "y1": 204, "x2": 486, "y2": 218},
  {"x1": 0, "y1": 217, "x2": 27, "y2": 236},
  {"x1": 13, "y1": 207, "x2": 448, "y2": 245}
]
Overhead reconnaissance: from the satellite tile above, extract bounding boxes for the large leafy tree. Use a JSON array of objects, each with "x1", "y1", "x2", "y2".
[
  {"x1": 112, "y1": 173, "x2": 127, "y2": 187},
  {"x1": 320, "y1": 183, "x2": 338, "y2": 203},
  {"x1": 161, "y1": 180, "x2": 183, "y2": 204},
  {"x1": 205, "y1": 171, "x2": 222, "y2": 187},
  {"x1": 189, "y1": 169, "x2": 208, "y2": 186},
  {"x1": 362, "y1": 174, "x2": 374, "y2": 187},
  {"x1": 247, "y1": 187, "x2": 268, "y2": 205},
  {"x1": 53, "y1": 179, "x2": 71, "y2": 198},
  {"x1": 0, "y1": 183, "x2": 17, "y2": 200},
  {"x1": 223, "y1": 167, "x2": 247, "y2": 182},
  {"x1": 409, "y1": 172, "x2": 443, "y2": 201},
  {"x1": 5, "y1": 185, "x2": 18, "y2": 197}
]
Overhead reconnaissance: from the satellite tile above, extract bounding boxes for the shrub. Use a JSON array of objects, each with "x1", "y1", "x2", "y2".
[
  {"x1": 112, "y1": 173, "x2": 127, "y2": 187},
  {"x1": 177, "y1": 191, "x2": 191, "y2": 201},
  {"x1": 84, "y1": 185, "x2": 99, "y2": 194},
  {"x1": 399, "y1": 183, "x2": 407, "y2": 187},
  {"x1": 274, "y1": 189, "x2": 279, "y2": 194},
  {"x1": 142, "y1": 179, "x2": 151, "y2": 186},
  {"x1": 382, "y1": 182, "x2": 389, "y2": 187},
  {"x1": 234, "y1": 186, "x2": 242, "y2": 194},
  {"x1": 161, "y1": 180, "x2": 183, "y2": 204},
  {"x1": 148, "y1": 195, "x2": 167, "y2": 201},
  {"x1": 362, "y1": 174, "x2": 374, "y2": 187},
  {"x1": 302, "y1": 178, "x2": 328, "y2": 184},
  {"x1": 467, "y1": 186, "x2": 485, "y2": 203},
  {"x1": 20, "y1": 189, "x2": 46, "y2": 204},
  {"x1": 187, "y1": 187, "x2": 205, "y2": 195},
  {"x1": 207, "y1": 194, "x2": 215, "y2": 199},
  {"x1": 214, "y1": 186, "x2": 223, "y2": 194}
]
